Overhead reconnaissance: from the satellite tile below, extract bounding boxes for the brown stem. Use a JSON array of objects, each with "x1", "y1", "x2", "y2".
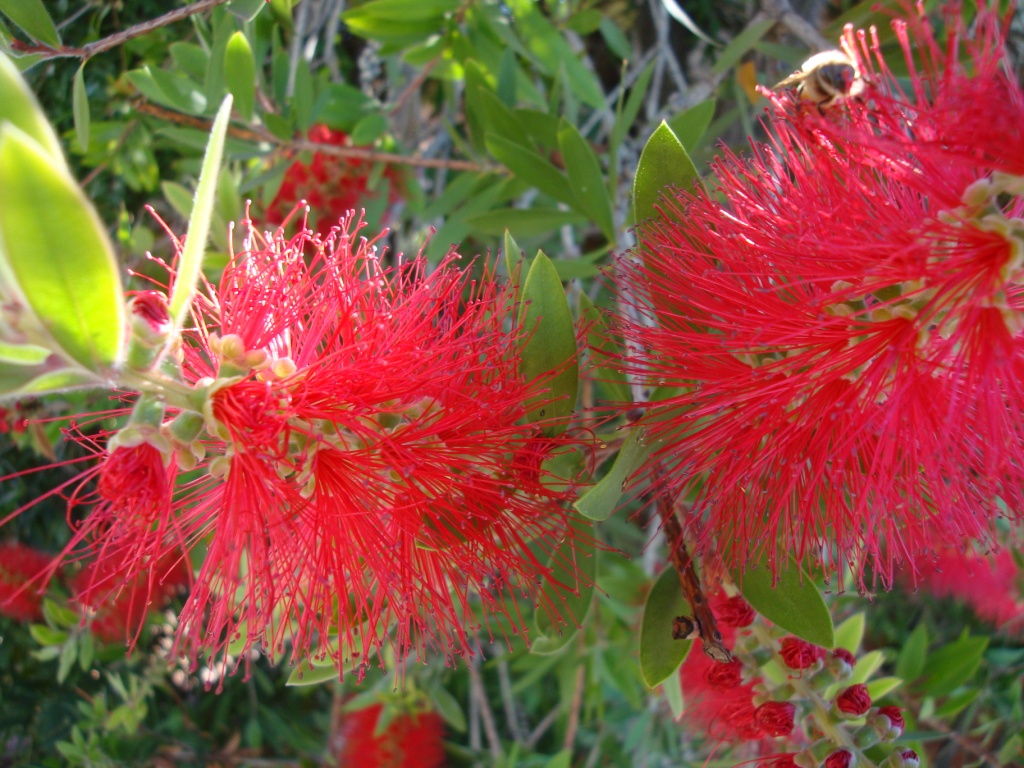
[
  {"x1": 12, "y1": 0, "x2": 231, "y2": 61},
  {"x1": 652, "y1": 465, "x2": 732, "y2": 663},
  {"x1": 130, "y1": 100, "x2": 495, "y2": 173}
]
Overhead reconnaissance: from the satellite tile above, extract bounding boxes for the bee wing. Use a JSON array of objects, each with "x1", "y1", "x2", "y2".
[{"x1": 773, "y1": 70, "x2": 805, "y2": 90}]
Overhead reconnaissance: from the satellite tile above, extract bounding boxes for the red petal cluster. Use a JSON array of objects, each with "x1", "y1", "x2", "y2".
[
  {"x1": 779, "y1": 638, "x2": 826, "y2": 671},
  {"x1": 41, "y1": 217, "x2": 586, "y2": 680},
  {"x1": 834, "y1": 683, "x2": 872, "y2": 716},
  {"x1": 265, "y1": 125, "x2": 399, "y2": 229},
  {"x1": 337, "y1": 703, "x2": 446, "y2": 768},
  {"x1": 615, "y1": 5, "x2": 1024, "y2": 586},
  {"x1": 0, "y1": 542, "x2": 52, "y2": 621},
  {"x1": 902, "y1": 547, "x2": 1024, "y2": 636},
  {"x1": 754, "y1": 701, "x2": 797, "y2": 737}
]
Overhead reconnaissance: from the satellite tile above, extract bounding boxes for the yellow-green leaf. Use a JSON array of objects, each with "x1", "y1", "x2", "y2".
[
  {"x1": 72, "y1": 63, "x2": 89, "y2": 153},
  {"x1": 224, "y1": 32, "x2": 255, "y2": 121},
  {"x1": 632, "y1": 121, "x2": 698, "y2": 226},
  {"x1": 0, "y1": 127, "x2": 123, "y2": 372},
  {"x1": 0, "y1": 51, "x2": 63, "y2": 165}
]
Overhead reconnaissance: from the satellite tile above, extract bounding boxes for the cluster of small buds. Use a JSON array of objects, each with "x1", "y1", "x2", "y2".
[{"x1": 720, "y1": 614, "x2": 913, "y2": 768}]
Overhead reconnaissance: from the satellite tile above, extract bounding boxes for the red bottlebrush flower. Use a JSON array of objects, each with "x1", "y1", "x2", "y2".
[
  {"x1": 765, "y1": 756, "x2": 799, "y2": 768},
  {"x1": 0, "y1": 542, "x2": 53, "y2": 622},
  {"x1": 338, "y1": 703, "x2": 446, "y2": 768},
  {"x1": 711, "y1": 595, "x2": 756, "y2": 628},
  {"x1": 835, "y1": 683, "x2": 872, "y2": 716},
  {"x1": 779, "y1": 638, "x2": 826, "y2": 671},
  {"x1": 875, "y1": 705, "x2": 905, "y2": 738},
  {"x1": 71, "y1": 551, "x2": 188, "y2": 644},
  {"x1": 754, "y1": 701, "x2": 797, "y2": 737},
  {"x1": 825, "y1": 750, "x2": 854, "y2": 768},
  {"x1": 903, "y1": 547, "x2": 1024, "y2": 637},
  {"x1": 265, "y1": 125, "x2": 400, "y2": 229},
  {"x1": 7, "y1": 215, "x2": 588, "y2": 681},
  {"x1": 705, "y1": 659, "x2": 744, "y2": 690},
  {"x1": 613, "y1": 4, "x2": 1024, "y2": 587},
  {"x1": 679, "y1": 614, "x2": 763, "y2": 742}
]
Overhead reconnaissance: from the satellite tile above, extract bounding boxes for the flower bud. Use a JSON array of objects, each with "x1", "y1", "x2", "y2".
[
  {"x1": 835, "y1": 683, "x2": 872, "y2": 717},
  {"x1": 754, "y1": 701, "x2": 797, "y2": 737},
  {"x1": 779, "y1": 637, "x2": 826, "y2": 670},
  {"x1": 824, "y1": 749, "x2": 854, "y2": 768},
  {"x1": 871, "y1": 706, "x2": 906, "y2": 740},
  {"x1": 879, "y1": 748, "x2": 920, "y2": 768},
  {"x1": 705, "y1": 659, "x2": 744, "y2": 690},
  {"x1": 126, "y1": 292, "x2": 172, "y2": 371},
  {"x1": 713, "y1": 595, "x2": 756, "y2": 627}
]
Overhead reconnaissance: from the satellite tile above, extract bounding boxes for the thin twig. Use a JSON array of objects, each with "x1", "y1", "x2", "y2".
[
  {"x1": 760, "y1": 0, "x2": 833, "y2": 50},
  {"x1": 130, "y1": 100, "x2": 494, "y2": 173},
  {"x1": 10, "y1": 0, "x2": 231, "y2": 61},
  {"x1": 525, "y1": 706, "x2": 560, "y2": 749},
  {"x1": 495, "y1": 651, "x2": 524, "y2": 742},
  {"x1": 467, "y1": 653, "x2": 503, "y2": 760},
  {"x1": 562, "y1": 660, "x2": 586, "y2": 751}
]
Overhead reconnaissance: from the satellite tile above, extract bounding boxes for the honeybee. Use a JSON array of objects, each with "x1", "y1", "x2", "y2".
[{"x1": 774, "y1": 50, "x2": 865, "y2": 110}]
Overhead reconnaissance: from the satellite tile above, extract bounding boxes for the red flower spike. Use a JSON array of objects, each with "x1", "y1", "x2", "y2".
[
  {"x1": 711, "y1": 595, "x2": 756, "y2": 627},
  {"x1": 754, "y1": 701, "x2": 797, "y2": 737},
  {"x1": 704, "y1": 659, "x2": 744, "y2": 690},
  {"x1": 4, "y1": 215, "x2": 589, "y2": 682},
  {"x1": 836, "y1": 683, "x2": 872, "y2": 716},
  {"x1": 614, "y1": 4, "x2": 1024, "y2": 587},
  {"x1": 832, "y1": 648, "x2": 856, "y2": 666},
  {"x1": 338, "y1": 703, "x2": 446, "y2": 768},
  {"x1": 779, "y1": 638, "x2": 826, "y2": 671},
  {"x1": 265, "y1": 125, "x2": 400, "y2": 229},
  {"x1": 0, "y1": 542, "x2": 54, "y2": 622},
  {"x1": 825, "y1": 750, "x2": 854, "y2": 768}
]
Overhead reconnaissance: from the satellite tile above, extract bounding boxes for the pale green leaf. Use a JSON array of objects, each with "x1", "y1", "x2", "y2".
[
  {"x1": 224, "y1": 32, "x2": 255, "y2": 121},
  {"x1": 0, "y1": 51, "x2": 63, "y2": 164},
  {"x1": 72, "y1": 63, "x2": 89, "y2": 153},
  {"x1": 169, "y1": 95, "x2": 232, "y2": 330},
  {"x1": 0, "y1": 127, "x2": 124, "y2": 372},
  {"x1": 574, "y1": 427, "x2": 650, "y2": 520},
  {"x1": 0, "y1": 0, "x2": 59, "y2": 47}
]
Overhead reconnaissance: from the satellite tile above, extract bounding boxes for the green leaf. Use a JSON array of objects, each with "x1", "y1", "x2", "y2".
[
  {"x1": 866, "y1": 676, "x2": 903, "y2": 700},
  {"x1": 285, "y1": 662, "x2": 339, "y2": 687},
  {"x1": 463, "y1": 207, "x2": 587, "y2": 238},
  {"x1": 896, "y1": 623, "x2": 929, "y2": 681},
  {"x1": 557, "y1": 119, "x2": 613, "y2": 241},
  {"x1": 578, "y1": 293, "x2": 630, "y2": 403},
  {"x1": 29, "y1": 624, "x2": 68, "y2": 646},
  {"x1": 0, "y1": 51, "x2": 63, "y2": 164},
  {"x1": 639, "y1": 566, "x2": 694, "y2": 687},
  {"x1": 0, "y1": 127, "x2": 124, "y2": 372},
  {"x1": 711, "y1": 18, "x2": 775, "y2": 75},
  {"x1": 224, "y1": 32, "x2": 256, "y2": 121},
  {"x1": 72, "y1": 63, "x2": 89, "y2": 153},
  {"x1": 228, "y1": 0, "x2": 269, "y2": 22},
  {"x1": 632, "y1": 121, "x2": 699, "y2": 226},
  {"x1": 430, "y1": 686, "x2": 466, "y2": 733},
  {"x1": 57, "y1": 639, "x2": 77, "y2": 683},
  {"x1": 504, "y1": 229, "x2": 526, "y2": 285},
  {"x1": 169, "y1": 95, "x2": 232, "y2": 331},
  {"x1": 916, "y1": 634, "x2": 988, "y2": 697},
  {"x1": 0, "y1": 340, "x2": 49, "y2": 364},
  {"x1": 0, "y1": 0, "x2": 59, "y2": 47},
  {"x1": 532, "y1": 515, "x2": 596, "y2": 655},
  {"x1": 486, "y1": 135, "x2": 577, "y2": 207},
  {"x1": 519, "y1": 251, "x2": 578, "y2": 433},
  {"x1": 574, "y1": 427, "x2": 650, "y2": 521},
  {"x1": 349, "y1": 112, "x2": 388, "y2": 145},
  {"x1": 734, "y1": 559, "x2": 834, "y2": 649},
  {"x1": 834, "y1": 612, "x2": 865, "y2": 654},
  {"x1": 663, "y1": 665, "x2": 685, "y2": 719},
  {"x1": 666, "y1": 98, "x2": 716, "y2": 153}
]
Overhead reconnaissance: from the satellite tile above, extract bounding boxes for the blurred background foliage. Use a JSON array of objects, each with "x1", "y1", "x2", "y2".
[{"x1": 0, "y1": 0, "x2": 1022, "y2": 766}]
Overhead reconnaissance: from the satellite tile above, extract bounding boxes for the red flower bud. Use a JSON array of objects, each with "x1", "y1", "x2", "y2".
[
  {"x1": 754, "y1": 701, "x2": 797, "y2": 737},
  {"x1": 825, "y1": 749, "x2": 853, "y2": 768},
  {"x1": 832, "y1": 648, "x2": 856, "y2": 666},
  {"x1": 876, "y1": 705, "x2": 905, "y2": 737},
  {"x1": 766, "y1": 756, "x2": 799, "y2": 768},
  {"x1": 779, "y1": 637, "x2": 826, "y2": 670},
  {"x1": 836, "y1": 683, "x2": 872, "y2": 716}
]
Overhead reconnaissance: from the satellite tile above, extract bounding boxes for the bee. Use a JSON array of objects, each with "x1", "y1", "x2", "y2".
[{"x1": 774, "y1": 50, "x2": 865, "y2": 110}]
